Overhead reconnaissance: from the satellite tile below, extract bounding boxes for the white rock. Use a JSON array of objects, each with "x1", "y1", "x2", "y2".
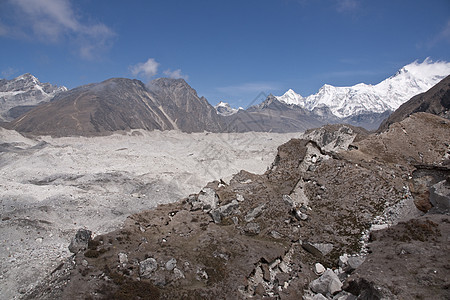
[
  {"x1": 118, "y1": 253, "x2": 128, "y2": 264},
  {"x1": 314, "y1": 263, "x2": 325, "y2": 275}
]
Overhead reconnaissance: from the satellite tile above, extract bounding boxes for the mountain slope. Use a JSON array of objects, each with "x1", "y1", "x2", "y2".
[
  {"x1": 0, "y1": 73, "x2": 67, "y2": 121},
  {"x1": 378, "y1": 75, "x2": 450, "y2": 132},
  {"x1": 276, "y1": 59, "x2": 450, "y2": 118},
  {"x1": 147, "y1": 78, "x2": 224, "y2": 132},
  {"x1": 223, "y1": 95, "x2": 327, "y2": 133},
  {"x1": 7, "y1": 78, "x2": 224, "y2": 136}
]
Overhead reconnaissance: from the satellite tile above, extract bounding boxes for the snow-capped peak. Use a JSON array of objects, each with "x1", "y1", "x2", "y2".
[
  {"x1": 276, "y1": 58, "x2": 450, "y2": 118},
  {"x1": 214, "y1": 101, "x2": 239, "y2": 116},
  {"x1": 277, "y1": 89, "x2": 305, "y2": 106},
  {"x1": 0, "y1": 73, "x2": 67, "y2": 121}
]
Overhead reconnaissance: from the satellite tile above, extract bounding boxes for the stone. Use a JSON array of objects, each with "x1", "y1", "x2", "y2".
[
  {"x1": 430, "y1": 179, "x2": 450, "y2": 211},
  {"x1": 139, "y1": 257, "x2": 158, "y2": 278},
  {"x1": 118, "y1": 253, "x2": 128, "y2": 264},
  {"x1": 209, "y1": 200, "x2": 240, "y2": 223},
  {"x1": 339, "y1": 254, "x2": 348, "y2": 268},
  {"x1": 303, "y1": 242, "x2": 333, "y2": 257},
  {"x1": 333, "y1": 291, "x2": 357, "y2": 300},
  {"x1": 197, "y1": 187, "x2": 219, "y2": 211},
  {"x1": 294, "y1": 209, "x2": 308, "y2": 221},
  {"x1": 244, "y1": 204, "x2": 265, "y2": 222},
  {"x1": 254, "y1": 283, "x2": 265, "y2": 296},
  {"x1": 244, "y1": 222, "x2": 260, "y2": 235},
  {"x1": 309, "y1": 269, "x2": 343, "y2": 295},
  {"x1": 275, "y1": 272, "x2": 290, "y2": 286},
  {"x1": 68, "y1": 229, "x2": 92, "y2": 253},
  {"x1": 314, "y1": 263, "x2": 326, "y2": 275},
  {"x1": 165, "y1": 258, "x2": 177, "y2": 271},
  {"x1": 236, "y1": 194, "x2": 245, "y2": 202},
  {"x1": 347, "y1": 256, "x2": 365, "y2": 271},
  {"x1": 313, "y1": 294, "x2": 328, "y2": 300},
  {"x1": 261, "y1": 264, "x2": 271, "y2": 282},
  {"x1": 173, "y1": 267, "x2": 185, "y2": 279}
]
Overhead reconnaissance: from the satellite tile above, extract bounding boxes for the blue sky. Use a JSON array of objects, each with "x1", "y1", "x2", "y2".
[{"x1": 1, "y1": 0, "x2": 449, "y2": 108}]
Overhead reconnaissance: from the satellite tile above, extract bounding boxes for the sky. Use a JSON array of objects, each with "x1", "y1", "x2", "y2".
[{"x1": 1, "y1": 0, "x2": 449, "y2": 109}]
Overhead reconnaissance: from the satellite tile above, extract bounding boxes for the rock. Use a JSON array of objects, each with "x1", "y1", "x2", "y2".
[
  {"x1": 339, "y1": 254, "x2": 348, "y2": 268},
  {"x1": 430, "y1": 179, "x2": 450, "y2": 211},
  {"x1": 68, "y1": 229, "x2": 92, "y2": 253},
  {"x1": 81, "y1": 259, "x2": 88, "y2": 267},
  {"x1": 294, "y1": 209, "x2": 308, "y2": 221},
  {"x1": 118, "y1": 253, "x2": 128, "y2": 264},
  {"x1": 197, "y1": 187, "x2": 219, "y2": 211},
  {"x1": 309, "y1": 269, "x2": 343, "y2": 295},
  {"x1": 279, "y1": 261, "x2": 289, "y2": 273},
  {"x1": 333, "y1": 291, "x2": 357, "y2": 300},
  {"x1": 314, "y1": 263, "x2": 326, "y2": 275},
  {"x1": 173, "y1": 267, "x2": 185, "y2": 279},
  {"x1": 236, "y1": 194, "x2": 245, "y2": 202},
  {"x1": 261, "y1": 264, "x2": 271, "y2": 282},
  {"x1": 347, "y1": 256, "x2": 365, "y2": 271},
  {"x1": 244, "y1": 222, "x2": 261, "y2": 236},
  {"x1": 283, "y1": 194, "x2": 293, "y2": 207},
  {"x1": 313, "y1": 294, "x2": 328, "y2": 300},
  {"x1": 165, "y1": 258, "x2": 177, "y2": 271},
  {"x1": 209, "y1": 200, "x2": 240, "y2": 223},
  {"x1": 275, "y1": 272, "x2": 290, "y2": 286},
  {"x1": 139, "y1": 257, "x2": 158, "y2": 278},
  {"x1": 244, "y1": 204, "x2": 266, "y2": 222},
  {"x1": 254, "y1": 283, "x2": 265, "y2": 296},
  {"x1": 303, "y1": 242, "x2": 334, "y2": 257}
]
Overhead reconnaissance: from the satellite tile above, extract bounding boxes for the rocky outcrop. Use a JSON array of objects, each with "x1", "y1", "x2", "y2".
[{"x1": 23, "y1": 113, "x2": 450, "y2": 299}]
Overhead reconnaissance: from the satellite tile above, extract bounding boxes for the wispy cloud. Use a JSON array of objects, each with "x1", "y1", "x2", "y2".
[
  {"x1": 130, "y1": 58, "x2": 160, "y2": 79},
  {"x1": 336, "y1": 0, "x2": 359, "y2": 13},
  {"x1": 1, "y1": 67, "x2": 19, "y2": 79},
  {"x1": 0, "y1": 0, "x2": 116, "y2": 60},
  {"x1": 427, "y1": 19, "x2": 450, "y2": 48},
  {"x1": 217, "y1": 82, "x2": 281, "y2": 95},
  {"x1": 163, "y1": 69, "x2": 189, "y2": 80}
]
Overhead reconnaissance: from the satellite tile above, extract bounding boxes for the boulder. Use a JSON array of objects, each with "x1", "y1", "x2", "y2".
[
  {"x1": 139, "y1": 257, "x2": 158, "y2": 278},
  {"x1": 165, "y1": 258, "x2": 177, "y2": 271},
  {"x1": 197, "y1": 188, "x2": 219, "y2": 211},
  {"x1": 209, "y1": 200, "x2": 240, "y2": 223},
  {"x1": 68, "y1": 229, "x2": 92, "y2": 253},
  {"x1": 244, "y1": 204, "x2": 265, "y2": 222},
  {"x1": 309, "y1": 269, "x2": 343, "y2": 295}
]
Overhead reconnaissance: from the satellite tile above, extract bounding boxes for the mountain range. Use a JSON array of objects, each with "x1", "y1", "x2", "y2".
[
  {"x1": 1, "y1": 59, "x2": 450, "y2": 136},
  {"x1": 275, "y1": 58, "x2": 450, "y2": 118}
]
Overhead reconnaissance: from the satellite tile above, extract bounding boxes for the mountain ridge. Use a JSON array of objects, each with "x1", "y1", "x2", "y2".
[
  {"x1": 275, "y1": 59, "x2": 450, "y2": 118},
  {"x1": 0, "y1": 73, "x2": 67, "y2": 121}
]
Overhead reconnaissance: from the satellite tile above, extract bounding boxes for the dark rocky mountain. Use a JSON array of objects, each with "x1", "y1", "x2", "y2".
[
  {"x1": 147, "y1": 78, "x2": 224, "y2": 133},
  {"x1": 24, "y1": 112, "x2": 450, "y2": 299},
  {"x1": 0, "y1": 73, "x2": 67, "y2": 122},
  {"x1": 6, "y1": 78, "x2": 224, "y2": 136},
  {"x1": 222, "y1": 95, "x2": 329, "y2": 133},
  {"x1": 378, "y1": 75, "x2": 450, "y2": 132}
]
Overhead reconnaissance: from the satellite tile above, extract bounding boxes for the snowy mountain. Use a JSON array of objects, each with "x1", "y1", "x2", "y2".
[
  {"x1": 0, "y1": 73, "x2": 67, "y2": 121},
  {"x1": 214, "y1": 101, "x2": 240, "y2": 116},
  {"x1": 276, "y1": 59, "x2": 450, "y2": 118}
]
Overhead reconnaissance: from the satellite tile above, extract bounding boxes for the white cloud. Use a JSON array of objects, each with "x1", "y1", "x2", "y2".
[
  {"x1": 130, "y1": 58, "x2": 160, "y2": 79},
  {"x1": 163, "y1": 69, "x2": 189, "y2": 80},
  {"x1": 1, "y1": 0, "x2": 116, "y2": 60}
]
